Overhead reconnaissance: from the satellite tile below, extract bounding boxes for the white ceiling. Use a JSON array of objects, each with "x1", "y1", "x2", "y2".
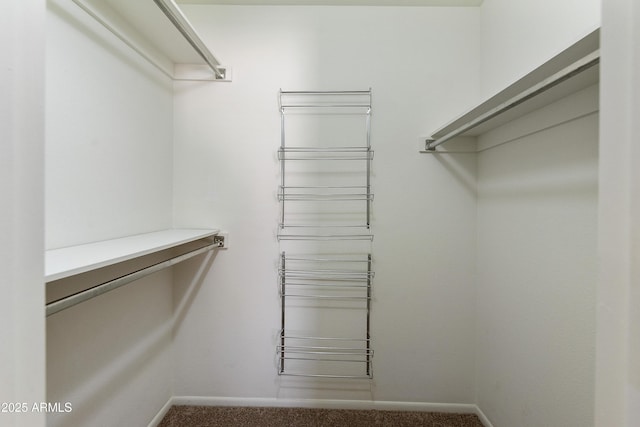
[{"x1": 177, "y1": 0, "x2": 483, "y2": 6}]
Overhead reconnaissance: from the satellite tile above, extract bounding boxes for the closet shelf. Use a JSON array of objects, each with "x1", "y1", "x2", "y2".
[
  {"x1": 422, "y1": 28, "x2": 600, "y2": 151},
  {"x1": 73, "y1": 0, "x2": 228, "y2": 80},
  {"x1": 46, "y1": 228, "x2": 220, "y2": 282}
]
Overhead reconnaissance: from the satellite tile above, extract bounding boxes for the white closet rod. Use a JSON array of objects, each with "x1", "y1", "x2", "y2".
[
  {"x1": 153, "y1": 0, "x2": 225, "y2": 79},
  {"x1": 426, "y1": 50, "x2": 600, "y2": 150},
  {"x1": 46, "y1": 241, "x2": 221, "y2": 317},
  {"x1": 71, "y1": 0, "x2": 225, "y2": 80}
]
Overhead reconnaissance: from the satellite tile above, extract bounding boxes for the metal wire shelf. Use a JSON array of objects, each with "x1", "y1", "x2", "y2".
[{"x1": 277, "y1": 331, "x2": 373, "y2": 379}]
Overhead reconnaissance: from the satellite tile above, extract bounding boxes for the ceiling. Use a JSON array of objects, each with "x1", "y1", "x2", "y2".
[{"x1": 176, "y1": 0, "x2": 483, "y2": 6}]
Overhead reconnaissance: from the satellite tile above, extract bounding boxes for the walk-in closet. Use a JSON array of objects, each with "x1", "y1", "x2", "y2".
[{"x1": 2, "y1": 0, "x2": 639, "y2": 426}]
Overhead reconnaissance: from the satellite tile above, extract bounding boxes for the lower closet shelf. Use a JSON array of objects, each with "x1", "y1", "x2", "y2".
[
  {"x1": 45, "y1": 228, "x2": 222, "y2": 316},
  {"x1": 46, "y1": 228, "x2": 220, "y2": 281}
]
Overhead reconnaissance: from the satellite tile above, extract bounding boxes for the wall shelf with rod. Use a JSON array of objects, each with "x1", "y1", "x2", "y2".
[
  {"x1": 421, "y1": 27, "x2": 599, "y2": 153},
  {"x1": 46, "y1": 228, "x2": 224, "y2": 316},
  {"x1": 68, "y1": 0, "x2": 230, "y2": 81}
]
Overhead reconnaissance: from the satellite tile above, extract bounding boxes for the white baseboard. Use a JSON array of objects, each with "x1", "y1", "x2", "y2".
[
  {"x1": 147, "y1": 397, "x2": 174, "y2": 427},
  {"x1": 149, "y1": 396, "x2": 495, "y2": 427},
  {"x1": 474, "y1": 405, "x2": 495, "y2": 427},
  {"x1": 173, "y1": 396, "x2": 478, "y2": 413}
]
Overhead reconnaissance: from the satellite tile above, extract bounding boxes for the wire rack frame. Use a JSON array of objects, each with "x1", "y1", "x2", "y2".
[{"x1": 277, "y1": 89, "x2": 374, "y2": 379}]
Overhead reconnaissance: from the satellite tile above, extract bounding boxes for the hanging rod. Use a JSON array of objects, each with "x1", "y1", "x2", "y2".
[
  {"x1": 46, "y1": 239, "x2": 223, "y2": 316},
  {"x1": 70, "y1": 0, "x2": 226, "y2": 80},
  {"x1": 153, "y1": 0, "x2": 225, "y2": 79},
  {"x1": 425, "y1": 49, "x2": 600, "y2": 150}
]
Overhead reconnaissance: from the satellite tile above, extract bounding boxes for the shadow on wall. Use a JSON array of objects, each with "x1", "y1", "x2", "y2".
[
  {"x1": 173, "y1": 250, "x2": 219, "y2": 331},
  {"x1": 46, "y1": 271, "x2": 173, "y2": 427},
  {"x1": 423, "y1": 137, "x2": 478, "y2": 199},
  {"x1": 48, "y1": 0, "x2": 172, "y2": 90},
  {"x1": 46, "y1": 250, "x2": 217, "y2": 427}
]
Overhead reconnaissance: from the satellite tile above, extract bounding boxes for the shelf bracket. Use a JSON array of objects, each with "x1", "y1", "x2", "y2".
[
  {"x1": 424, "y1": 138, "x2": 436, "y2": 151},
  {"x1": 213, "y1": 234, "x2": 227, "y2": 249}
]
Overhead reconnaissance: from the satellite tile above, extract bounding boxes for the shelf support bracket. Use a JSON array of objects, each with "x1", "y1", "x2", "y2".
[{"x1": 213, "y1": 234, "x2": 226, "y2": 248}]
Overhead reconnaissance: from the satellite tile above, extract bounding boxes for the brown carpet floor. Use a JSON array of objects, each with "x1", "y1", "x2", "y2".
[{"x1": 158, "y1": 406, "x2": 485, "y2": 427}]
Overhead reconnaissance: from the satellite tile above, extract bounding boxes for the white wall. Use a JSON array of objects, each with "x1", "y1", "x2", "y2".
[
  {"x1": 479, "y1": 0, "x2": 600, "y2": 98},
  {"x1": 45, "y1": 0, "x2": 174, "y2": 250},
  {"x1": 474, "y1": 2, "x2": 602, "y2": 426},
  {"x1": 172, "y1": 5, "x2": 480, "y2": 404},
  {"x1": 47, "y1": 271, "x2": 174, "y2": 427},
  {"x1": 475, "y1": 85, "x2": 599, "y2": 427},
  {"x1": 45, "y1": 0, "x2": 175, "y2": 424},
  {"x1": 0, "y1": 1, "x2": 46, "y2": 426},
  {"x1": 596, "y1": 0, "x2": 640, "y2": 425}
]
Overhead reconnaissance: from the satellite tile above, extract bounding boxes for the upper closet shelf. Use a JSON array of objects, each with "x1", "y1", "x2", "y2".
[
  {"x1": 422, "y1": 28, "x2": 600, "y2": 152},
  {"x1": 46, "y1": 228, "x2": 220, "y2": 282},
  {"x1": 72, "y1": 0, "x2": 229, "y2": 81}
]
